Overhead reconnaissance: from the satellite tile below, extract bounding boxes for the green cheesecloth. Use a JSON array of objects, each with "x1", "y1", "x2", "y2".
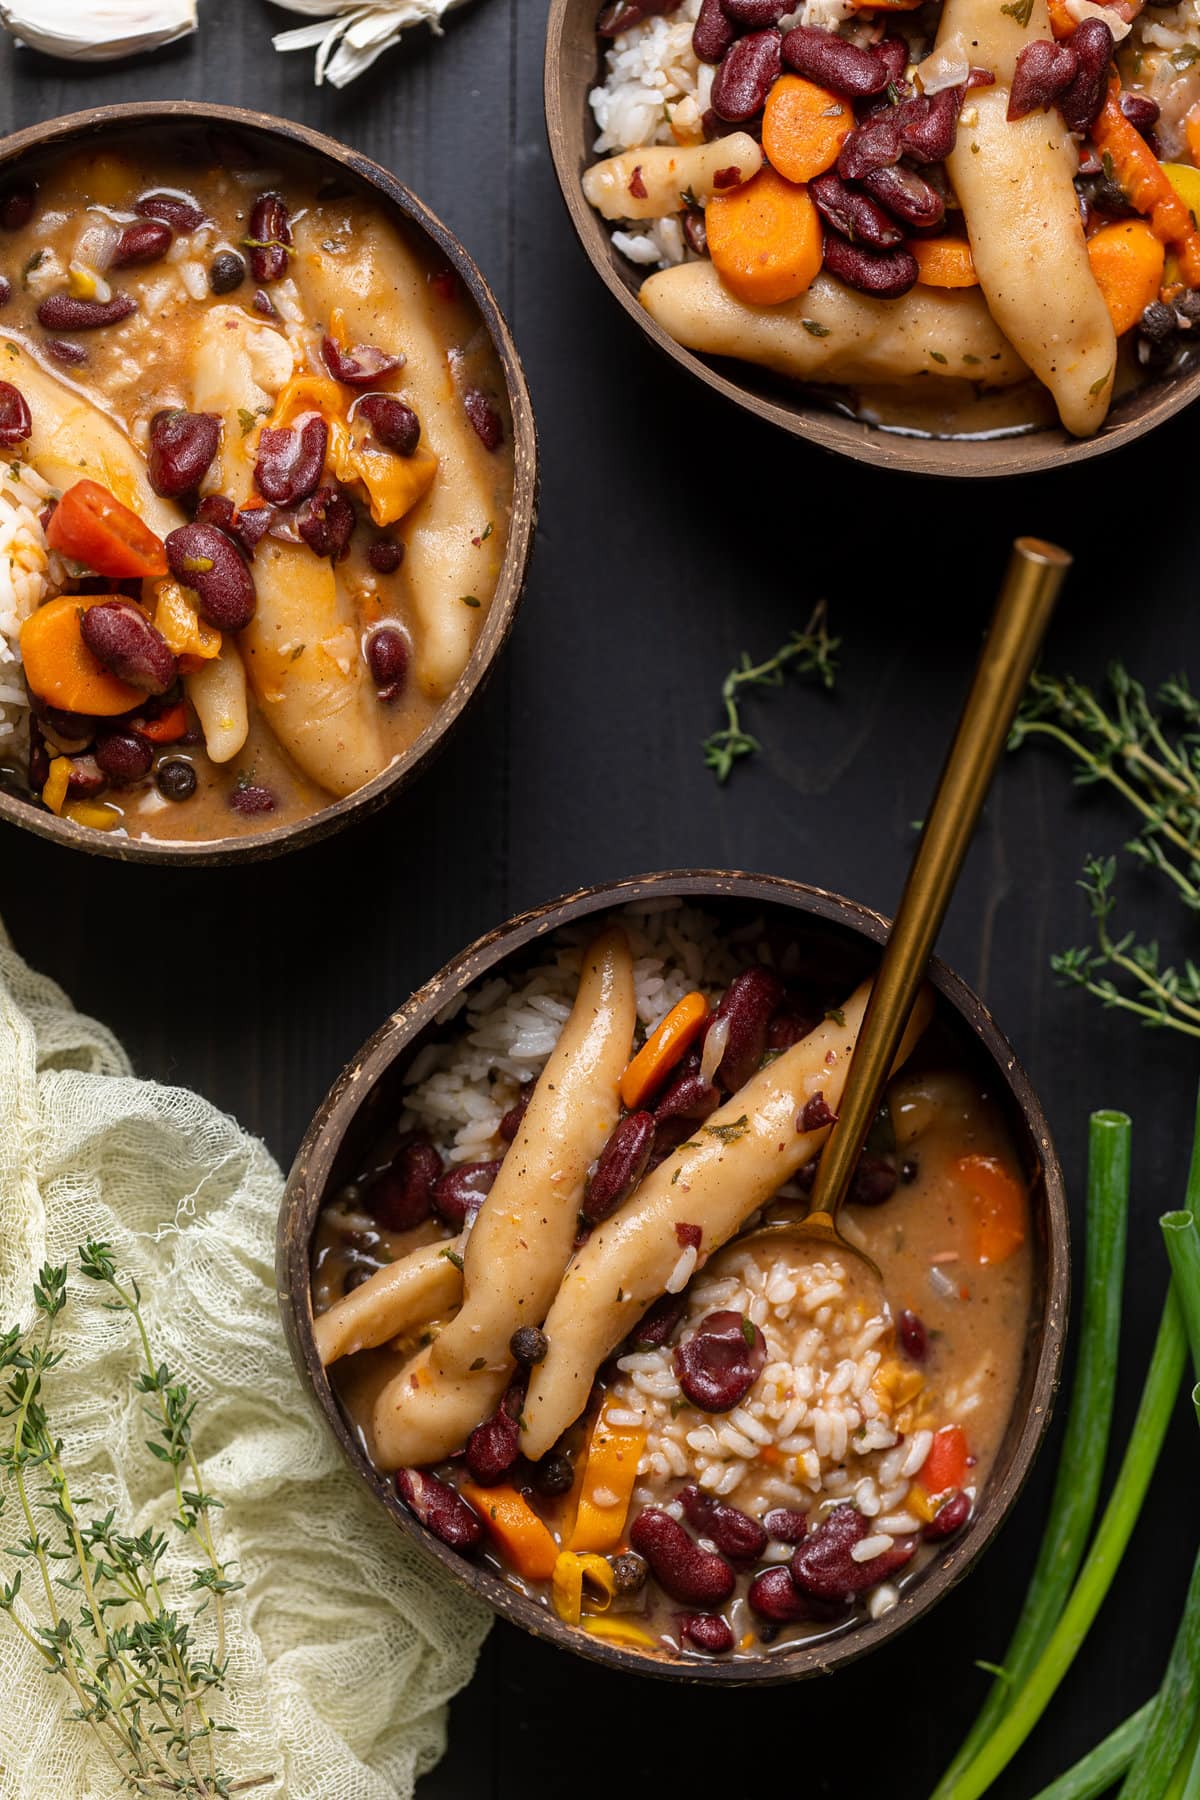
[{"x1": 0, "y1": 922, "x2": 490, "y2": 1798}]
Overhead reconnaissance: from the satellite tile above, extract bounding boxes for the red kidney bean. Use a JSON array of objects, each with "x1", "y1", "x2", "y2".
[
  {"x1": 498, "y1": 1082, "x2": 533, "y2": 1143},
  {"x1": 763, "y1": 1506, "x2": 809, "y2": 1543},
  {"x1": 848, "y1": 1151, "x2": 898, "y2": 1205},
  {"x1": 366, "y1": 624, "x2": 409, "y2": 701},
  {"x1": 790, "y1": 1504, "x2": 917, "y2": 1602},
  {"x1": 799, "y1": 1090, "x2": 837, "y2": 1132},
  {"x1": 297, "y1": 486, "x2": 356, "y2": 561},
  {"x1": 256, "y1": 417, "x2": 328, "y2": 506},
  {"x1": 229, "y1": 783, "x2": 276, "y2": 816},
  {"x1": 683, "y1": 207, "x2": 709, "y2": 256},
  {"x1": 0, "y1": 381, "x2": 31, "y2": 450},
  {"x1": 111, "y1": 219, "x2": 173, "y2": 269},
  {"x1": 711, "y1": 28, "x2": 782, "y2": 121},
  {"x1": 861, "y1": 162, "x2": 945, "y2": 229},
  {"x1": 1119, "y1": 91, "x2": 1160, "y2": 136},
  {"x1": 629, "y1": 1290, "x2": 686, "y2": 1350},
  {"x1": 0, "y1": 179, "x2": 36, "y2": 231},
  {"x1": 823, "y1": 234, "x2": 918, "y2": 299},
  {"x1": 836, "y1": 115, "x2": 903, "y2": 181},
  {"x1": 48, "y1": 340, "x2": 87, "y2": 366},
  {"x1": 680, "y1": 1612, "x2": 735, "y2": 1653},
  {"x1": 323, "y1": 334, "x2": 404, "y2": 386},
  {"x1": 674, "y1": 1310, "x2": 766, "y2": 1413},
  {"x1": 582, "y1": 1111, "x2": 656, "y2": 1226},
  {"x1": 748, "y1": 1565, "x2": 816, "y2": 1623},
  {"x1": 597, "y1": 0, "x2": 675, "y2": 32},
  {"x1": 36, "y1": 292, "x2": 137, "y2": 332},
  {"x1": 678, "y1": 1484, "x2": 767, "y2": 1561},
  {"x1": 873, "y1": 35, "x2": 909, "y2": 85},
  {"x1": 66, "y1": 753, "x2": 106, "y2": 799},
  {"x1": 894, "y1": 86, "x2": 964, "y2": 162},
  {"x1": 246, "y1": 192, "x2": 292, "y2": 282},
  {"x1": 95, "y1": 731, "x2": 153, "y2": 785},
  {"x1": 898, "y1": 1308, "x2": 927, "y2": 1361},
  {"x1": 253, "y1": 289, "x2": 278, "y2": 318},
  {"x1": 781, "y1": 25, "x2": 889, "y2": 96},
  {"x1": 465, "y1": 1381, "x2": 524, "y2": 1485},
  {"x1": 629, "y1": 1509, "x2": 735, "y2": 1606},
  {"x1": 166, "y1": 524, "x2": 257, "y2": 632},
  {"x1": 356, "y1": 394, "x2": 421, "y2": 457},
  {"x1": 694, "y1": 0, "x2": 736, "y2": 61},
  {"x1": 80, "y1": 601, "x2": 177, "y2": 694},
  {"x1": 369, "y1": 537, "x2": 404, "y2": 575},
  {"x1": 1008, "y1": 39, "x2": 1078, "y2": 120},
  {"x1": 39, "y1": 704, "x2": 97, "y2": 746},
  {"x1": 148, "y1": 409, "x2": 221, "y2": 498},
  {"x1": 723, "y1": 0, "x2": 789, "y2": 22},
  {"x1": 136, "y1": 190, "x2": 205, "y2": 232},
  {"x1": 396, "y1": 1468, "x2": 483, "y2": 1551},
  {"x1": 368, "y1": 1135, "x2": 443, "y2": 1232},
  {"x1": 713, "y1": 966, "x2": 786, "y2": 1090},
  {"x1": 809, "y1": 170, "x2": 905, "y2": 249},
  {"x1": 432, "y1": 1158, "x2": 502, "y2": 1230},
  {"x1": 1059, "y1": 18, "x2": 1113, "y2": 133},
  {"x1": 232, "y1": 506, "x2": 273, "y2": 555},
  {"x1": 767, "y1": 999, "x2": 821, "y2": 1050},
  {"x1": 463, "y1": 388, "x2": 504, "y2": 452},
  {"x1": 924, "y1": 1489, "x2": 971, "y2": 1542}
]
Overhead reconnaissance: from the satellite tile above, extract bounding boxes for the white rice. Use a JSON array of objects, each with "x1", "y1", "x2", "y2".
[{"x1": 0, "y1": 461, "x2": 54, "y2": 766}]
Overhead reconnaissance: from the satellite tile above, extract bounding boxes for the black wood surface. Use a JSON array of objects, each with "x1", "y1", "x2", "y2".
[{"x1": 1, "y1": 7, "x2": 1194, "y2": 1795}]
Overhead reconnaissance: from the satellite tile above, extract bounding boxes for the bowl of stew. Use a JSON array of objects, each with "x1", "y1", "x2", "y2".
[
  {"x1": 0, "y1": 102, "x2": 537, "y2": 863},
  {"x1": 278, "y1": 870, "x2": 1068, "y2": 1679},
  {"x1": 545, "y1": 0, "x2": 1200, "y2": 475}
]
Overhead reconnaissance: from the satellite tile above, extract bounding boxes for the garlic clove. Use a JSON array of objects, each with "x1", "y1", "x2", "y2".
[
  {"x1": 0, "y1": 0, "x2": 197, "y2": 61},
  {"x1": 272, "y1": 0, "x2": 474, "y2": 88}
]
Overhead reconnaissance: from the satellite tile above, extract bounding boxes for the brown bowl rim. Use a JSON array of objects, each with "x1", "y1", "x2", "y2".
[
  {"x1": 542, "y1": 0, "x2": 1200, "y2": 478},
  {"x1": 277, "y1": 868, "x2": 1069, "y2": 1684},
  {"x1": 0, "y1": 99, "x2": 538, "y2": 865}
]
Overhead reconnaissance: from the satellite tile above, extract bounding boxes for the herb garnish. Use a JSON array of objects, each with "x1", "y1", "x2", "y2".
[
  {"x1": 741, "y1": 1316, "x2": 757, "y2": 1347},
  {"x1": 801, "y1": 319, "x2": 831, "y2": 337},
  {"x1": 441, "y1": 1248, "x2": 465, "y2": 1271},
  {"x1": 460, "y1": 595, "x2": 481, "y2": 608},
  {"x1": 703, "y1": 1114, "x2": 750, "y2": 1144},
  {"x1": 0, "y1": 1246, "x2": 271, "y2": 1797},
  {"x1": 703, "y1": 601, "x2": 838, "y2": 783},
  {"x1": 1000, "y1": 0, "x2": 1034, "y2": 25},
  {"x1": 237, "y1": 408, "x2": 257, "y2": 438}
]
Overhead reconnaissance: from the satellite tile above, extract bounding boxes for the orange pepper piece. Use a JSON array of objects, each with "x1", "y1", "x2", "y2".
[
  {"x1": 619, "y1": 990, "x2": 709, "y2": 1110},
  {"x1": 132, "y1": 700, "x2": 190, "y2": 745},
  {"x1": 923, "y1": 1424, "x2": 970, "y2": 1496},
  {"x1": 459, "y1": 1481, "x2": 559, "y2": 1582},
  {"x1": 953, "y1": 1153, "x2": 1027, "y2": 1267}
]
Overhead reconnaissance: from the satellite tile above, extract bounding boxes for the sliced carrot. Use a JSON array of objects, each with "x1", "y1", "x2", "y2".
[
  {"x1": 1086, "y1": 219, "x2": 1165, "y2": 335},
  {"x1": 1187, "y1": 106, "x2": 1200, "y2": 167},
  {"x1": 20, "y1": 596, "x2": 144, "y2": 716},
  {"x1": 459, "y1": 1481, "x2": 558, "y2": 1582},
  {"x1": 911, "y1": 236, "x2": 979, "y2": 289},
  {"x1": 132, "y1": 701, "x2": 190, "y2": 745},
  {"x1": 46, "y1": 479, "x2": 167, "y2": 580},
  {"x1": 953, "y1": 1152, "x2": 1027, "y2": 1266},
  {"x1": 1046, "y1": 0, "x2": 1075, "y2": 36},
  {"x1": 619, "y1": 991, "x2": 708, "y2": 1110},
  {"x1": 923, "y1": 1424, "x2": 970, "y2": 1497},
  {"x1": 569, "y1": 1409, "x2": 647, "y2": 1552},
  {"x1": 1091, "y1": 80, "x2": 1200, "y2": 288},
  {"x1": 762, "y1": 75, "x2": 853, "y2": 185},
  {"x1": 706, "y1": 164, "x2": 824, "y2": 306}
]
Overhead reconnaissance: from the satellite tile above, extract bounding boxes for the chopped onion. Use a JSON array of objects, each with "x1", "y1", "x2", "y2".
[
  {"x1": 915, "y1": 37, "x2": 972, "y2": 94},
  {"x1": 74, "y1": 219, "x2": 120, "y2": 273},
  {"x1": 1064, "y1": 0, "x2": 1132, "y2": 38},
  {"x1": 699, "y1": 1013, "x2": 729, "y2": 1087},
  {"x1": 929, "y1": 1264, "x2": 960, "y2": 1300}
]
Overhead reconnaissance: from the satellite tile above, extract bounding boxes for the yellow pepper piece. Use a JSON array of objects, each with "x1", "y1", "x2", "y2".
[
  {"x1": 569, "y1": 1410, "x2": 647, "y2": 1554},
  {"x1": 67, "y1": 265, "x2": 100, "y2": 301},
  {"x1": 41, "y1": 756, "x2": 71, "y2": 816},
  {"x1": 153, "y1": 579, "x2": 222, "y2": 662},
  {"x1": 62, "y1": 798, "x2": 120, "y2": 832},
  {"x1": 872, "y1": 1359, "x2": 925, "y2": 1416},
  {"x1": 551, "y1": 1552, "x2": 616, "y2": 1627},
  {"x1": 581, "y1": 1616, "x2": 658, "y2": 1650},
  {"x1": 1162, "y1": 163, "x2": 1200, "y2": 222},
  {"x1": 907, "y1": 1483, "x2": 937, "y2": 1525},
  {"x1": 334, "y1": 435, "x2": 438, "y2": 529}
]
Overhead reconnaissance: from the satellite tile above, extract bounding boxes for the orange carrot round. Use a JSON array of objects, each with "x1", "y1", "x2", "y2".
[
  {"x1": 619, "y1": 990, "x2": 709, "y2": 1109},
  {"x1": 911, "y1": 235, "x2": 979, "y2": 288},
  {"x1": 1086, "y1": 219, "x2": 1165, "y2": 335},
  {"x1": 762, "y1": 75, "x2": 853, "y2": 185},
  {"x1": 952, "y1": 1152, "x2": 1027, "y2": 1266},
  {"x1": 706, "y1": 164, "x2": 824, "y2": 306},
  {"x1": 1091, "y1": 81, "x2": 1200, "y2": 289},
  {"x1": 20, "y1": 595, "x2": 145, "y2": 716}
]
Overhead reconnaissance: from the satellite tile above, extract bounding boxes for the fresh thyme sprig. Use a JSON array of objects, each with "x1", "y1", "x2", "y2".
[
  {"x1": 1009, "y1": 663, "x2": 1200, "y2": 1038},
  {"x1": 0, "y1": 1246, "x2": 272, "y2": 1797},
  {"x1": 703, "y1": 602, "x2": 838, "y2": 783}
]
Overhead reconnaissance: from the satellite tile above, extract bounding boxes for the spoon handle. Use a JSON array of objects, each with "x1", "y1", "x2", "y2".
[{"x1": 807, "y1": 536, "x2": 1072, "y2": 1225}]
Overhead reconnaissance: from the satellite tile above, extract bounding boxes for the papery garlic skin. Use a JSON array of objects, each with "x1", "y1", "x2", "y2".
[
  {"x1": 0, "y1": 0, "x2": 197, "y2": 60},
  {"x1": 272, "y1": 0, "x2": 473, "y2": 88}
]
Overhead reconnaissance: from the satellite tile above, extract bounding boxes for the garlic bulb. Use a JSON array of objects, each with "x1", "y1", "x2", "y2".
[
  {"x1": 272, "y1": 0, "x2": 474, "y2": 89},
  {"x1": 0, "y1": 0, "x2": 197, "y2": 60}
]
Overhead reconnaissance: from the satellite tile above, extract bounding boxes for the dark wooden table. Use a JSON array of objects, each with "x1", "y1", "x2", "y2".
[{"x1": 2, "y1": 6, "x2": 1195, "y2": 1794}]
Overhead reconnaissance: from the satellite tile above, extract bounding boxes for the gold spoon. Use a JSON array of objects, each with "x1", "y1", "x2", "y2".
[{"x1": 744, "y1": 536, "x2": 1073, "y2": 1276}]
